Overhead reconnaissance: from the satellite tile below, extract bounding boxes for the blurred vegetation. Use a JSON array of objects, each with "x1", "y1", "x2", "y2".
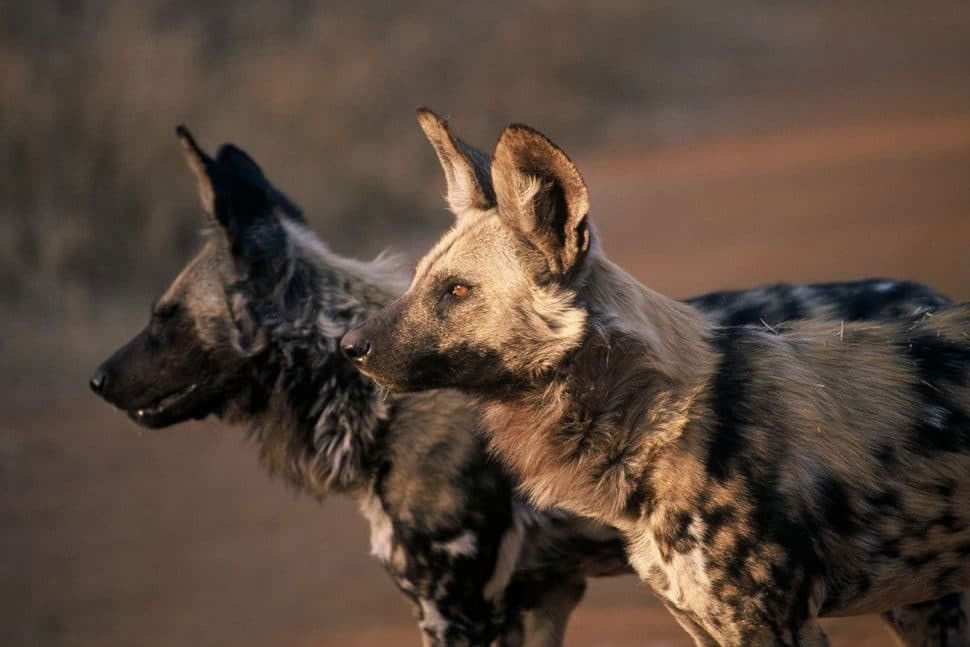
[
  {"x1": 2, "y1": 1, "x2": 968, "y2": 398},
  {"x1": 1, "y1": 0, "x2": 832, "y2": 312}
]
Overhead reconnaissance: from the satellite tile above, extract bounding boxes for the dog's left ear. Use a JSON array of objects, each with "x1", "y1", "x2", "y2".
[
  {"x1": 177, "y1": 125, "x2": 218, "y2": 216},
  {"x1": 491, "y1": 124, "x2": 590, "y2": 276},
  {"x1": 176, "y1": 126, "x2": 294, "y2": 289},
  {"x1": 417, "y1": 108, "x2": 495, "y2": 217},
  {"x1": 177, "y1": 125, "x2": 303, "y2": 225}
]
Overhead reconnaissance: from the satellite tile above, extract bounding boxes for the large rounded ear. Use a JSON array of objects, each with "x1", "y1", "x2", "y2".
[
  {"x1": 176, "y1": 125, "x2": 304, "y2": 224},
  {"x1": 491, "y1": 124, "x2": 591, "y2": 276},
  {"x1": 416, "y1": 108, "x2": 495, "y2": 217},
  {"x1": 175, "y1": 126, "x2": 293, "y2": 291}
]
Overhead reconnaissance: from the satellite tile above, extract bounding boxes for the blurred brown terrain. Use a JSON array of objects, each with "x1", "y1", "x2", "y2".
[{"x1": 3, "y1": 1, "x2": 970, "y2": 646}]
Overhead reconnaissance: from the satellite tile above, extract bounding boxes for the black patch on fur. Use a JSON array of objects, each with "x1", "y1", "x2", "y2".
[
  {"x1": 838, "y1": 282, "x2": 900, "y2": 320},
  {"x1": 896, "y1": 331, "x2": 970, "y2": 455},
  {"x1": 722, "y1": 305, "x2": 770, "y2": 328},
  {"x1": 687, "y1": 279, "x2": 951, "y2": 330},
  {"x1": 402, "y1": 342, "x2": 521, "y2": 394},
  {"x1": 905, "y1": 551, "x2": 941, "y2": 569},
  {"x1": 866, "y1": 489, "x2": 901, "y2": 512},
  {"x1": 705, "y1": 327, "x2": 754, "y2": 481},
  {"x1": 879, "y1": 537, "x2": 902, "y2": 560},
  {"x1": 934, "y1": 568, "x2": 962, "y2": 595},
  {"x1": 656, "y1": 508, "x2": 696, "y2": 561},
  {"x1": 838, "y1": 280, "x2": 949, "y2": 320},
  {"x1": 778, "y1": 299, "x2": 808, "y2": 323},
  {"x1": 875, "y1": 443, "x2": 898, "y2": 467},
  {"x1": 700, "y1": 503, "x2": 735, "y2": 545},
  {"x1": 707, "y1": 453, "x2": 825, "y2": 633},
  {"x1": 905, "y1": 334, "x2": 970, "y2": 386},
  {"x1": 818, "y1": 476, "x2": 860, "y2": 536},
  {"x1": 688, "y1": 283, "x2": 804, "y2": 327},
  {"x1": 934, "y1": 510, "x2": 962, "y2": 532},
  {"x1": 622, "y1": 473, "x2": 657, "y2": 521},
  {"x1": 935, "y1": 479, "x2": 957, "y2": 499},
  {"x1": 912, "y1": 399, "x2": 970, "y2": 455}
]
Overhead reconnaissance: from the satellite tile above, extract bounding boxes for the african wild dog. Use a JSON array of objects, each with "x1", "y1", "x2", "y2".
[{"x1": 342, "y1": 109, "x2": 970, "y2": 646}]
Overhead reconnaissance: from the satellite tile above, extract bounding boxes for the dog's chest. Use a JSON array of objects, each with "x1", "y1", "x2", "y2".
[
  {"x1": 359, "y1": 494, "x2": 395, "y2": 564},
  {"x1": 624, "y1": 516, "x2": 717, "y2": 614}
]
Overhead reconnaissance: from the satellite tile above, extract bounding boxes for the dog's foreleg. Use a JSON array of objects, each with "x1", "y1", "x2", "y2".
[
  {"x1": 732, "y1": 622, "x2": 829, "y2": 647},
  {"x1": 662, "y1": 602, "x2": 719, "y2": 647},
  {"x1": 497, "y1": 575, "x2": 586, "y2": 647},
  {"x1": 413, "y1": 595, "x2": 494, "y2": 647}
]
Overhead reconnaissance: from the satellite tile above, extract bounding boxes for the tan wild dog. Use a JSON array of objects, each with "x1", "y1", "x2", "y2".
[{"x1": 342, "y1": 110, "x2": 970, "y2": 646}]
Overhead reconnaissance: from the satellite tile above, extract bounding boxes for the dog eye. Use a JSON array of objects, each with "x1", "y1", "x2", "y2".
[{"x1": 438, "y1": 281, "x2": 473, "y2": 306}]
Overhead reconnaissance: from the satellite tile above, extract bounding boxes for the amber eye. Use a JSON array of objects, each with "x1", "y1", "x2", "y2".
[{"x1": 450, "y1": 284, "x2": 470, "y2": 298}]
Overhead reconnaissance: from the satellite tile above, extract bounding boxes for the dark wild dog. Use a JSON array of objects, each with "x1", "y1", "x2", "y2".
[{"x1": 342, "y1": 109, "x2": 970, "y2": 646}]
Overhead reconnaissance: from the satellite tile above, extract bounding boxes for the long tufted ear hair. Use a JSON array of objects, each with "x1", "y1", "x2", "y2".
[
  {"x1": 176, "y1": 125, "x2": 305, "y2": 293},
  {"x1": 416, "y1": 107, "x2": 495, "y2": 218},
  {"x1": 491, "y1": 124, "x2": 591, "y2": 278}
]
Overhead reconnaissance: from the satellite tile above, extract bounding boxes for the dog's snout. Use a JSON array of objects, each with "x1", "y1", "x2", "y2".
[
  {"x1": 89, "y1": 367, "x2": 108, "y2": 394},
  {"x1": 341, "y1": 331, "x2": 372, "y2": 363}
]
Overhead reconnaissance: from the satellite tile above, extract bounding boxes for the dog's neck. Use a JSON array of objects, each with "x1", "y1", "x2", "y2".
[
  {"x1": 478, "y1": 252, "x2": 716, "y2": 524},
  {"x1": 577, "y1": 255, "x2": 714, "y2": 386},
  {"x1": 228, "y1": 236, "x2": 403, "y2": 500}
]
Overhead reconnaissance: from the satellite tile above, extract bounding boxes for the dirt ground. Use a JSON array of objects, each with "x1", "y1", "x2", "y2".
[
  {"x1": 0, "y1": 399, "x2": 897, "y2": 647},
  {"x1": 6, "y1": 105, "x2": 970, "y2": 646}
]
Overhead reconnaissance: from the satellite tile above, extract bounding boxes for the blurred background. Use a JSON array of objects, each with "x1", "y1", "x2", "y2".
[{"x1": 3, "y1": 1, "x2": 969, "y2": 645}]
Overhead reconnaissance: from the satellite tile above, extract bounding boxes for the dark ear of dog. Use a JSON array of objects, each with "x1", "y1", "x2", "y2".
[
  {"x1": 491, "y1": 124, "x2": 590, "y2": 276},
  {"x1": 176, "y1": 125, "x2": 299, "y2": 291},
  {"x1": 416, "y1": 107, "x2": 495, "y2": 216}
]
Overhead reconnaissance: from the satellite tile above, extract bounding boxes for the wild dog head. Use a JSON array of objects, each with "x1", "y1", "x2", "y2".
[
  {"x1": 342, "y1": 109, "x2": 594, "y2": 393},
  {"x1": 90, "y1": 126, "x2": 306, "y2": 428}
]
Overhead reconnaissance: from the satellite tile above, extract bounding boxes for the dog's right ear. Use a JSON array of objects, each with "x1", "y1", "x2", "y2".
[
  {"x1": 417, "y1": 108, "x2": 495, "y2": 217},
  {"x1": 491, "y1": 124, "x2": 590, "y2": 277}
]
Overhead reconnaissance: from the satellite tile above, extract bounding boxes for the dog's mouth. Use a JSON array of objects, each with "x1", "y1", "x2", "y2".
[
  {"x1": 126, "y1": 383, "x2": 206, "y2": 428},
  {"x1": 351, "y1": 363, "x2": 411, "y2": 393}
]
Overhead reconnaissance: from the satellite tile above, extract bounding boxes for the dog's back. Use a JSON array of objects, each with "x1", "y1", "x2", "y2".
[{"x1": 688, "y1": 278, "x2": 948, "y2": 326}]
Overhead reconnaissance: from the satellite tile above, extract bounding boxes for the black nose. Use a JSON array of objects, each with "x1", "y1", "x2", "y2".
[
  {"x1": 341, "y1": 332, "x2": 371, "y2": 363},
  {"x1": 90, "y1": 368, "x2": 108, "y2": 394}
]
